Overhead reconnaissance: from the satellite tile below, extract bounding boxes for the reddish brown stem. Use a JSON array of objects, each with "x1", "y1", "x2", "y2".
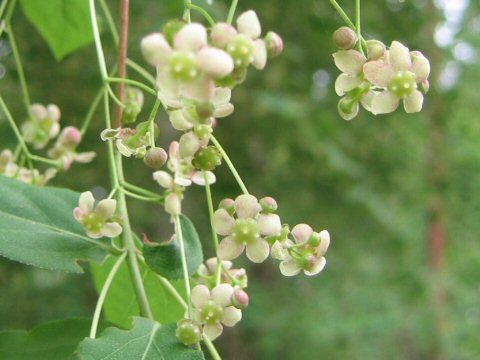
[{"x1": 114, "y1": 0, "x2": 130, "y2": 127}]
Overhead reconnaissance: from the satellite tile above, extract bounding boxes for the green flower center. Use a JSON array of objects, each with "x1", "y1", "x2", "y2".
[
  {"x1": 227, "y1": 34, "x2": 254, "y2": 68},
  {"x1": 388, "y1": 70, "x2": 416, "y2": 99},
  {"x1": 200, "y1": 301, "x2": 224, "y2": 324},
  {"x1": 232, "y1": 218, "x2": 260, "y2": 245},
  {"x1": 168, "y1": 51, "x2": 200, "y2": 82},
  {"x1": 82, "y1": 212, "x2": 104, "y2": 233}
]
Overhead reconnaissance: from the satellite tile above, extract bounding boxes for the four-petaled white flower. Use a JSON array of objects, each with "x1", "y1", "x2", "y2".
[
  {"x1": 21, "y1": 103, "x2": 61, "y2": 149},
  {"x1": 73, "y1": 191, "x2": 122, "y2": 239}
]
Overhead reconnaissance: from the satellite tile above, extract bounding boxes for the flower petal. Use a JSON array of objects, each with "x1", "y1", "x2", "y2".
[
  {"x1": 411, "y1": 51, "x2": 430, "y2": 83},
  {"x1": 174, "y1": 23, "x2": 207, "y2": 51},
  {"x1": 203, "y1": 323, "x2": 223, "y2": 341},
  {"x1": 213, "y1": 103, "x2": 234, "y2": 118},
  {"x1": 371, "y1": 91, "x2": 400, "y2": 115},
  {"x1": 141, "y1": 33, "x2": 172, "y2": 67},
  {"x1": 252, "y1": 39, "x2": 267, "y2": 70},
  {"x1": 213, "y1": 208, "x2": 235, "y2": 236},
  {"x1": 221, "y1": 306, "x2": 242, "y2": 327},
  {"x1": 102, "y1": 222, "x2": 123, "y2": 238},
  {"x1": 218, "y1": 236, "x2": 245, "y2": 260},
  {"x1": 79, "y1": 191, "x2": 95, "y2": 212},
  {"x1": 156, "y1": 70, "x2": 182, "y2": 108},
  {"x1": 317, "y1": 230, "x2": 331, "y2": 255},
  {"x1": 389, "y1": 41, "x2": 412, "y2": 71},
  {"x1": 213, "y1": 87, "x2": 232, "y2": 105},
  {"x1": 197, "y1": 47, "x2": 234, "y2": 79},
  {"x1": 211, "y1": 284, "x2": 235, "y2": 307},
  {"x1": 257, "y1": 213, "x2": 282, "y2": 236},
  {"x1": 279, "y1": 259, "x2": 301, "y2": 276},
  {"x1": 245, "y1": 238, "x2": 269, "y2": 263},
  {"x1": 291, "y1": 224, "x2": 313, "y2": 243},
  {"x1": 237, "y1": 10, "x2": 261, "y2": 39},
  {"x1": 304, "y1": 257, "x2": 327, "y2": 276},
  {"x1": 153, "y1": 170, "x2": 173, "y2": 189},
  {"x1": 183, "y1": 76, "x2": 215, "y2": 102},
  {"x1": 96, "y1": 199, "x2": 117, "y2": 219},
  {"x1": 234, "y1": 194, "x2": 261, "y2": 219},
  {"x1": 191, "y1": 284, "x2": 210, "y2": 308},
  {"x1": 360, "y1": 90, "x2": 375, "y2": 112},
  {"x1": 335, "y1": 74, "x2": 363, "y2": 96},
  {"x1": 333, "y1": 50, "x2": 366, "y2": 75},
  {"x1": 271, "y1": 241, "x2": 287, "y2": 260},
  {"x1": 403, "y1": 90, "x2": 424, "y2": 113},
  {"x1": 192, "y1": 171, "x2": 216, "y2": 186},
  {"x1": 363, "y1": 60, "x2": 393, "y2": 88}
]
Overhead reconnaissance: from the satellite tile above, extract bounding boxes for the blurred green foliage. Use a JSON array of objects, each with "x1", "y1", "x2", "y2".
[{"x1": 1, "y1": 0, "x2": 479, "y2": 359}]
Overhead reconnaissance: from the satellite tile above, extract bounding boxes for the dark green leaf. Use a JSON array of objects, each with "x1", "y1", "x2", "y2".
[
  {"x1": 19, "y1": 0, "x2": 95, "y2": 61},
  {"x1": 0, "y1": 176, "x2": 108, "y2": 273},
  {"x1": 0, "y1": 318, "x2": 109, "y2": 360},
  {"x1": 143, "y1": 214, "x2": 203, "y2": 280},
  {"x1": 77, "y1": 318, "x2": 205, "y2": 360},
  {"x1": 90, "y1": 256, "x2": 186, "y2": 328}
]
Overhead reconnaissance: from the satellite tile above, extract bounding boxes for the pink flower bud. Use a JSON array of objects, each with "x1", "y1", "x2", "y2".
[
  {"x1": 265, "y1": 31, "x2": 283, "y2": 58},
  {"x1": 332, "y1": 27, "x2": 357, "y2": 50},
  {"x1": 197, "y1": 47, "x2": 234, "y2": 78},
  {"x1": 30, "y1": 104, "x2": 48, "y2": 120},
  {"x1": 237, "y1": 10, "x2": 262, "y2": 39},
  {"x1": 259, "y1": 196, "x2": 278, "y2": 212},
  {"x1": 231, "y1": 288, "x2": 249, "y2": 309},
  {"x1": 59, "y1": 126, "x2": 81, "y2": 147},
  {"x1": 291, "y1": 224, "x2": 313, "y2": 243},
  {"x1": 141, "y1": 33, "x2": 172, "y2": 66},
  {"x1": 165, "y1": 193, "x2": 181, "y2": 216},
  {"x1": 144, "y1": 147, "x2": 168, "y2": 169},
  {"x1": 210, "y1": 23, "x2": 238, "y2": 47}
]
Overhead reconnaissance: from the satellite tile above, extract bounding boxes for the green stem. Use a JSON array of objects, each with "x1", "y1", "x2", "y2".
[
  {"x1": 204, "y1": 338, "x2": 222, "y2": 360},
  {"x1": 0, "y1": 0, "x2": 9, "y2": 22},
  {"x1": 185, "y1": 4, "x2": 215, "y2": 26},
  {"x1": 122, "y1": 188, "x2": 164, "y2": 204},
  {"x1": 226, "y1": 0, "x2": 238, "y2": 24},
  {"x1": 183, "y1": 0, "x2": 192, "y2": 23},
  {"x1": 81, "y1": 87, "x2": 105, "y2": 136},
  {"x1": 147, "y1": 98, "x2": 161, "y2": 148},
  {"x1": 154, "y1": 272, "x2": 188, "y2": 309},
  {"x1": 99, "y1": 0, "x2": 119, "y2": 44},
  {"x1": 89, "y1": 252, "x2": 127, "y2": 338},
  {"x1": 0, "y1": 0, "x2": 15, "y2": 39},
  {"x1": 122, "y1": 181, "x2": 163, "y2": 199},
  {"x1": 354, "y1": 0, "x2": 364, "y2": 55},
  {"x1": 126, "y1": 59, "x2": 156, "y2": 85},
  {"x1": 6, "y1": 22, "x2": 33, "y2": 120},
  {"x1": 107, "y1": 77, "x2": 156, "y2": 96},
  {"x1": 89, "y1": 0, "x2": 108, "y2": 80},
  {"x1": 174, "y1": 214, "x2": 193, "y2": 319},
  {"x1": 29, "y1": 154, "x2": 61, "y2": 167},
  {"x1": 210, "y1": 135, "x2": 249, "y2": 195},
  {"x1": 328, "y1": 0, "x2": 367, "y2": 49}
]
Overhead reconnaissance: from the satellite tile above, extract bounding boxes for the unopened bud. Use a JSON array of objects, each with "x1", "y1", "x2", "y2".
[
  {"x1": 366, "y1": 40, "x2": 386, "y2": 60},
  {"x1": 231, "y1": 288, "x2": 249, "y2": 309},
  {"x1": 144, "y1": 147, "x2": 168, "y2": 169},
  {"x1": 219, "y1": 198, "x2": 235, "y2": 215},
  {"x1": 265, "y1": 31, "x2": 283, "y2": 58},
  {"x1": 333, "y1": 27, "x2": 357, "y2": 50},
  {"x1": 165, "y1": 193, "x2": 181, "y2": 216},
  {"x1": 59, "y1": 126, "x2": 81, "y2": 147},
  {"x1": 211, "y1": 23, "x2": 238, "y2": 48},
  {"x1": 259, "y1": 196, "x2": 278, "y2": 212},
  {"x1": 141, "y1": 33, "x2": 172, "y2": 67}
]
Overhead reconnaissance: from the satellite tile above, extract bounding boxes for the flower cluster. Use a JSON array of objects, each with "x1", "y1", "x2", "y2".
[
  {"x1": 21, "y1": 103, "x2": 61, "y2": 149},
  {"x1": 73, "y1": 191, "x2": 123, "y2": 239},
  {"x1": 332, "y1": 27, "x2": 431, "y2": 120},
  {"x1": 140, "y1": 10, "x2": 283, "y2": 217},
  {"x1": 0, "y1": 149, "x2": 56, "y2": 186},
  {"x1": 48, "y1": 126, "x2": 96, "y2": 170}
]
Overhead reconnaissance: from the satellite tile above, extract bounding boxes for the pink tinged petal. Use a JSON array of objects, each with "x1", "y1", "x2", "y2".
[
  {"x1": 214, "y1": 103, "x2": 234, "y2": 118},
  {"x1": 169, "y1": 110, "x2": 193, "y2": 131},
  {"x1": 156, "y1": 70, "x2": 182, "y2": 108},
  {"x1": 211, "y1": 284, "x2": 235, "y2": 307},
  {"x1": 191, "y1": 284, "x2": 211, "y2": 308},
  {"x1": 363, "y1": 60, "x2": 393, "y2": 88},
  {"x1": 291, "y1": 223, "x2": 313, "y2": 243},
  {"x1": 96, "y1": 199, "x2": 117, "y2": 220},
  {"x1": 245, "y1": 238, "x2": 269, "y2": 263},
  {"x1": 389, "y1": 41, "x2": 412, "y2": 71},
  {"x1": 192, "y1": 171, "x2": 216, "y2": 186},
  {"x1": 360, "y1": 90, "x2": 375, "y2": 112},
  {"x1": 317, "y1": 230, "x2": 331, "y2": 255},
  {"x1": 74, "y1": 152, "x2": 96, "y2": 163},
  {"x1": 236, "y1": 10, "x2": 262, "y2": 39},
  {"x1": 218, "y1": 236, "x2": 245, "y2": 260},
  {"x1": 179, "y1": 132, "x2": 201, "y2": 158},
  {"x1": 153, "y1": 170, "x2": 173, "y2": 189},
  {"x1": 332, "y1": 50, "x2": 366, "y2": 75},
  {"x1": 252, "y1": 39, "x2": 267, "y2": 70},
  {"x1": 141, "y1": 33, "x2": 172, "y2": 67},
  {"x1": 221, "y1": 306, "x2": 242, "y2": 327},
  {"x1": 173, "y1": 23, "x2": 207, "y2": 51},
  {"x1": 30, "y1": 103, "x2": 47, "y2": 120},
  {"x1": 73, "y1": 207, "x2": 84, "y2": 222},
  {"x1": 165, "y1": 193, "x2": 182, "y2": 216},
  {"x1": 213, "y1": 208, "x2": 235, "y2": 236},
  {"x1": 371, "y1": 91, "x2": 400, "y2": 115},
  {"x1": 47, "y1": 104, "x2": 61, "y2": 122},
  {"x1": 203, "y1": 323, "x2": 223, "y2": 341},
  {"x1": 79, "y1": 191, "x2": 95, "y2": 213},
  {"x1": 183, "y1": 76, "x2": 215, "y2": 102},
  {"x1": 86, "y1": 230, "x2": 103, "y2": 239},
  {"x1": 271, "y1": 240, "x2": 287, "y2": 260},
  {"x1": 234, "y1": 194, "x2": 261, "y2": 219},
  {"x1": 211, "y1": 23, "x2": 238, "y2": 47},
  {"x1": 279, "y1": 259, "x2": 301, "y2": 276},
  {"x1": 102, "y1": 222, "x2": 123, "y2": 238},
  {"x1": 335, "y1": 74, "x2": 363, "y2": 96},
  {"x1": 257, "y1": 213, "x2": 282, "y2": 236},
  {"x1": 403, "y1": 90, "x2": 424, "y2": 113},
  {"x1": 197, "y1": 48, "x2": 234, "y2": 79},
  {"x1": 304, "y1": 257, "x2": 327, "y2": 276},
  {"x1": 410, "y1": 51, "x2": 430, "y2": 83}
]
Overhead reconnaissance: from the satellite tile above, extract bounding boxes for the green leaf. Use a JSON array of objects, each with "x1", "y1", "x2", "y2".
[
  {"x1": 19, "y1": 0, "x2": 95, "y2": 61},
  {"x1": 143, "y1": 214, "x2": 203, "y2": 280},
  {"x1": 90, "y1": 256, "x2": 186, "y2": 328},
  {"x1": 0, "y1": 176, "x2": 108, "y2": 273},
  {"x1": 0, "y1": 318, "x2": 109, "y2": 360},
  {"x1": 77, "y1": 318, "x2": 205, "y2": 360}
]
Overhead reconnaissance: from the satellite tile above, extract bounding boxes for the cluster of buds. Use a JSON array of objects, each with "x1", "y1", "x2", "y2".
[
  {"x1": 48, "y1": 126, "x2": 96, "y2": 170},
  {"x1": 0, "y1": 149, "x2": 56, "y2": 186},
  {"x1": 332, "y1": 27, "x2": 431, "y2": 120},
  {"x1": 73, "y1": 191, "x2": 123, "y2": 239}
]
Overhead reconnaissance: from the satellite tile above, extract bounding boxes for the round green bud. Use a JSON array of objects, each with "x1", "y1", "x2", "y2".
[
  {"x1": 163, "y1": 19, "x2": 186, "y2": 46},
  {"x1": 175, "y1": 319, "x2": 202, "y2": 346},
  {"x1": 332, "y1": 27, "x2": 357, "y2": 50},
  {"x1": 192, "y1": 146, "x2": 222, "y2": 171},
  {"x1": 144, "y1": 147, "x2": 168, "y2": 169},
  {"x1": 366, "y1": 40, "x2": 386, "y2": 60}
]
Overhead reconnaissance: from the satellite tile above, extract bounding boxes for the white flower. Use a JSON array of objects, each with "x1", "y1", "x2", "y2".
[{"x1": 21, "y1": 103, "x2": 61, "y2": 149}]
